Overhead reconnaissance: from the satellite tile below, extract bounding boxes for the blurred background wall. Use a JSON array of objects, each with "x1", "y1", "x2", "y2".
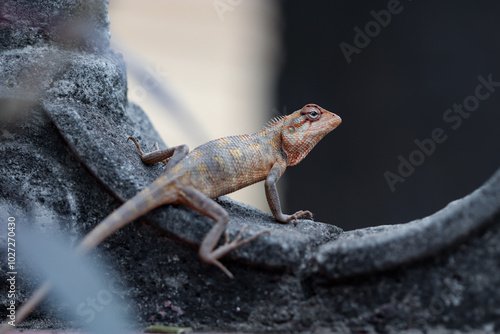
[
  {"x1": 109, "y1": 0, "x2": 281, "y2": 215},
  {"x1": 110, "y1": 0, "x2": 500, "y2": 230}
]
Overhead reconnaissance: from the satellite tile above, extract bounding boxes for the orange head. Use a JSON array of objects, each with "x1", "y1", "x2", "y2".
[{"x1": 280, "y1": 104, "x2": 341, "y2": 166}]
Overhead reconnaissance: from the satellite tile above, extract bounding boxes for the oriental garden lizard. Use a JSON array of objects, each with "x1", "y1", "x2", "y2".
[{"x1": 3, "y1": 104, "x2": 341, "y2": 331}]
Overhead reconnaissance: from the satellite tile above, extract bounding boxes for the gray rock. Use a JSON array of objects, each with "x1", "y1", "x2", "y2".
[
  {"x1": 0, "y1": 0, "x2": 110, "y2": 52},
  {"x1": 2, "y1": 0, "x2": 500, "y2": 333},
  {"x1": 314, "y1": 168, "x2": 500, "y2": 278}
]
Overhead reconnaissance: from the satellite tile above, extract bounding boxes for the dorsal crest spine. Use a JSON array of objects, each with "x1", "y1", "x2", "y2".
[{"x1": 263, "y1": 115, "x2": 285, "y2": 130}]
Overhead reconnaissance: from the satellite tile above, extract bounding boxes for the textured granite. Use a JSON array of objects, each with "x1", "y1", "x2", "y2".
[{"x1": 1, "y1": 0, "x2": 500, "y2": 333}]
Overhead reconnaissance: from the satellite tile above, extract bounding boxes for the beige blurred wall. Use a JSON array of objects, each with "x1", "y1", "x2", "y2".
[{"x1": 108, "y1": 0, "x2": 282, "y2": 213}]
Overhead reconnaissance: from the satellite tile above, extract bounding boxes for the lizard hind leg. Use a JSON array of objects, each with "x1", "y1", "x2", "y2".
[{"x1": 178, "y1": 186, "x2": 268, "y2": 279}]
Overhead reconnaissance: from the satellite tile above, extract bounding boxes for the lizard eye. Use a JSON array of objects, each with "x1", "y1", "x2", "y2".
[{"x1": 307, "y1": 109, "x2": 321, "y2": 121}]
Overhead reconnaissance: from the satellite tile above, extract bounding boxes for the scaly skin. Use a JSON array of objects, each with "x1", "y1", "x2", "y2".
[{"x1": 2, "y1": 104, "x2": 341, "y2": 332}]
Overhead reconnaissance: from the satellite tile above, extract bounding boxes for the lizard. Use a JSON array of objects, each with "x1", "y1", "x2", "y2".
[{"x1": 2, "y1": 103, "x2": 341, "y2": 332}]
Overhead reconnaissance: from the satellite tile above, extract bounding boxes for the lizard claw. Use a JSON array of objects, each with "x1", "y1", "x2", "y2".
[
  {"x1": 220, "y1": 225, "x2": 268, "y2": 250},
  {"x1": 231, "y1": 225, "x2": 249, "y2": 244},
  {"x1": 290, "y1": 210, "x2": 313, "y2": 226},
  {"x1": 128, "y1": 136, "x2": 145, "y2": 157},
  {"x1": 201, "y1": 227, "x2": 270, "y2": 278},
  {"x1": 212, "y1": 259, "x2": 235, "y2": 279}
]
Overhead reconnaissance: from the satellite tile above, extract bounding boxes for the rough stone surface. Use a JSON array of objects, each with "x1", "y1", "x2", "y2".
[
  {"x1": 314, "y1": 169, "x2": 500, "y2": 279},
  {"x1": 0, "y1": 0, "x2": 110, "y2": 52},
  {"x1": 1, "y1": 1, "x2": 500, "y2": 333}
]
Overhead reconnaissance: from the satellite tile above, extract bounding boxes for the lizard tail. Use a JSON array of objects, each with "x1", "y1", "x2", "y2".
[
  {"x1": 77, "y1": 180, "x2": 177, "y2": 254},
  {"x1": 0, "y1": 281, "x2": 52, "y2": 334},
  {"x1": 0, "y1": 182, "x2": 177, "y2": 333}
]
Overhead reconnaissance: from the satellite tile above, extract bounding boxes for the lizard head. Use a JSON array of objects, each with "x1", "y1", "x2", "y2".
[{"x1": 281, "y1": 104, "x2": 341, "y2": 166}]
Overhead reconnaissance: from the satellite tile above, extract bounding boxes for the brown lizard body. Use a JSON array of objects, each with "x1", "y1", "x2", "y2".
[{"x1": 3, "y1": 104, "x2": 341, "y2": 331}]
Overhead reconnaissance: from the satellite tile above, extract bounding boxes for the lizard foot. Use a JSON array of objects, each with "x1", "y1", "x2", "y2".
[
  {"x1": 203, "y1": 226, "x2": 270, "y2": 279},
  {"x1": 289, "y1": 210, "x2": 313, "y2": 226}
]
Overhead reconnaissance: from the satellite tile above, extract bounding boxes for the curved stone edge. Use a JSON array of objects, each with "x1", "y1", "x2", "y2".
[
  {"x1": 314, "y1": 167, "x2": 500, "y2": 279},
  {"x1": 146, "y1": 196, "x2": 343, "y2": 268}
]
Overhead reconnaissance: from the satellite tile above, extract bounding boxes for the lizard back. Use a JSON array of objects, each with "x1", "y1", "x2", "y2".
[{"x1": 166, "y1": 130, "x2": 287, "y2": 198}]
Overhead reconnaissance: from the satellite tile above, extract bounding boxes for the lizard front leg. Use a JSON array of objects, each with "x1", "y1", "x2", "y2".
[
  {"x1": 265, "y1": 163, "x2": 313, "y2": 224},
  {"x1": 178, "y1": 186, "x2": 268, "y2": 279},
  {"x1": 128, "y1": 137, "x2": 188, "y2": 171}
]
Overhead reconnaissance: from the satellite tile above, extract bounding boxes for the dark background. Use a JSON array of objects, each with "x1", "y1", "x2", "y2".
[{"x1": 278, "y1": 0, "x2": 500, "y2": 230}]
